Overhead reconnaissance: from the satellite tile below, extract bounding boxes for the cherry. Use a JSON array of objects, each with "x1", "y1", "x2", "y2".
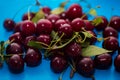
[
  {"x1": 77, "y1": 57, "x2": 94, "y2": 77},
  {"x1": 71, "y1": 18, "x2": 85, "y2": 32},
  {"x1": 86, "y1": 31, "x2": 97, "y2": 44},
  {"x1": 114, "y1": 54, "x2": 120, "y2": 72},
  {"x1": 65, "y1": 42, "x2": 82, "y2": 59},
  {"x1": 24, "y1": 48, "x2": 42, "y2": 67},
  {"x1": 84, "y1": 20, "x2": 94, "y2": 31},
  {"x1": 102, "y1": 36, "x2": 119, "y2": 51},
  {"x1": 14, "y1": 22, "x2": 22, "y2": 32},
  {"x1": 6, "y1": 43, "x2": 23, "y2": 55},
  {"x1": 103, "y1": 27, "x2": 118, "y2": 38},
  {"x1": 22, "y1": 12, "x2": 35, "y2": 21},
  {"x1": 42, "y1": 7, "x2": 51, "y2": 16},
  {"x1": 94, "y1": 16, "x2": 108, "y2": 30},
  {"x1": 37, "y1": 34, "x2": 51, "y2": 45},
  {"x1": 110, "y1": 16, "x2": 120, "y2": 31},
  {"x1": 24, "y1": 36, "x2": 36, "y2": 50},
  {"x1": 3, "y1": 19, "x2": 16, "y2": 31},
  {"x1": 36, "y1": 19, "x2": 53, "y2": 35},
  {"x1": 47, "y1": 14, "x2": 60, "y2": 28},
  {"x1": 9, "y1": 32, "x2": 23, "y2": 44},
  {"x1": 94, "y1": 53, "x2": 112, "y2": 69},
  {"x1": 50, "y1": 55, "x2": 68, "y2": 73},
  {"x1": 58, "y1": 23, "x2": 73, "y2": 38},
  {"x1": 59, "y1": 11, "x2": 67, "y2": 19},
  {"x1": 66, "y1": 4, "x2": 82, "y2": 20},
  {"x1": 20, "y1": 20, "x2": 35, "y2": 37},
  {"x1": 8, "y1": 54, "x2": 24, "y2": 73},
  {"x1": 54, "y1": 19, "x2": 66, "y2": 31}
]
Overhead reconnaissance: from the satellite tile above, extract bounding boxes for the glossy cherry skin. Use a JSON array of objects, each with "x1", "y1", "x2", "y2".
[
  {"x1": 58, "y1": 23, "x2": 73, "y2": 38},
  {"x1": 77, "y1": 57, "x2": 95, "y2": 77},
  {"x1": 14, "y1": 22, "x2": 22, "y2": 32},
  {"x1": 65, "y1": 42, "x2": 82, "y2": 59},
  {"x1": 71, "y1": 18, "x2": 85, "y2": 32},
  {"x1": 37, "y1": 34, "x2": 51, "y2": 45},
  {"x1": 94, "y1": 53, "x2": 112, "y2": 69},
  {"x1": 114, "y1": 54, "x2": 120, "y2": 72},
  {"x1": 59, "y1": 11, "x2": 67, "y2": 19},
  {"x1": 22, "y1": 12, "x2": 35, "y2": 21},
  {"x1": 24, "y1": 48, "x2": 42, "y2": 67},
  {"x1": 47, "y1": 14, "x2": 60, "y2": 28},
  {"x1": 84, "y1": 20, "x2": 94, "y2": 30},
  {"x1": 102, "y1": 36, "x2": 119, "y2": 51},
  {"x1": 66, "y1": 4, "x2": 82, "y2": 20},
  {"x1": 94, "y1": 16, "x2": 108, "y2": 30},
  {"x1": 54, "y1": 19, "x2": 66, "y2": 31},
  {"x1": 110, "y1": 16, "x2": 120, "y2": 31},
  {"x1": 42, "y1": 7, "x2": 51, "y2": 15},
  {"x1": 50, "y1": 55, "x2": 68, "y2": 73},
  {"x1": 36, "y1": 19, "x2": 53, "y2": 35},
  {"x1": 20, "y1": 20, "x2": 36, "y2": 37},
  {"x1": 24, "y1": 36, "x2": 36, "y2": 50},
  {"x1": 82, "y1": 13, "x2": 88, "y2": 20},
  {"x1": 9, "y1": 32, "x2": 23, "y2": 44},
  {"x1": 8, "y1": 54, "x2": 24, "y2": 73},
  {"x1": 6, "y1": 43, "x2": 23, "y2": 55},
  {"x1": 103, "y1": 27, "x2": 118, "y2": 38},
  {"x1": 3, "y1": 19, "x2": 16, "y2": 31}
]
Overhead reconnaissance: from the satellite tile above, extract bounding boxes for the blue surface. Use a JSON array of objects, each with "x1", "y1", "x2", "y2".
[{"x1": 0, "y1": 0, "x2": 120, "y2": 80}]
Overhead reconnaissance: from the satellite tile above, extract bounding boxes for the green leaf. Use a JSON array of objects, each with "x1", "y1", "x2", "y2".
[
  {"x1": 28, "y1": 41, "x2": 48, "y2": 49},
  {"x1": 89, "y1": 9, "x2": 97, "y2": 16},
  {"x1": 51, "y1": 7, "x2": 65, "y2": 15},
  {"x1": 92, "y1": 17, "x2": 103, "y2": 26},
  {"x1": 32, "y1": 9, "x2": 45, "y2": 23},
  {"x1": 81, "y1": 45, "x2": 112, "y2": 57}
]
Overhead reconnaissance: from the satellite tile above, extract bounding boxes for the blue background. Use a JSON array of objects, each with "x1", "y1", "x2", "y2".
[{"x1": 0, "y1": 0, "x2": 120, "y2": 80}]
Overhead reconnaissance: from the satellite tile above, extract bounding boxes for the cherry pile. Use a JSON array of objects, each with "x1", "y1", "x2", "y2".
[{"x1": 1, "y1": 1, "x2": 120, "y2": 80}]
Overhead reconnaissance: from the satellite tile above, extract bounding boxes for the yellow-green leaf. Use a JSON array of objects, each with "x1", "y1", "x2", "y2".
[
  {"x1": 89, "y1": 9, "x2": 97, "y2": 16},
  {"x1": 92, "y1": 17, "x2": 103, "y2": 26},
  {"x1": 81, "y1": 45, "x2": 112, "y2": 57},
  {"x1": 51, "y1": 7, "x2": 65, "y2": 15},
  {"x1": 32, "y1": 9, "x2": 45, "y2": 23}
]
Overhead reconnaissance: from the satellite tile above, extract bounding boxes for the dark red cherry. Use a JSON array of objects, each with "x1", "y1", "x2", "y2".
[
  {"x1": 103, "y1": 27, "x2": 118, "y2": 38},
  {"x1": 94, "y1": 16, "x2": 108, "y2": 30},
  {"x1": 66, "y1": 4, "x2": 82, "y2": 20},
  {"x1": 59, "y1": 11, "x2": 67, "y2": 19},
  {"x1": 54, "y1": 19, "x2": 66, "y2": 31},
  {"x1": 42, "y1": 7, "x2": 51, "y2": 14},
  {"x1": 94, "y1": 53, "x2": 112, "y2": 69},
  {"x1": 14, "y1": 22, "x2": 22, "y2": 32},
  {"x1": 84, "y1": 20, "x2": 94, "y2": 30},
  {"x1": 9, "y1": 32, "x2": 23, "y2": 44},
  {"x1": 6, "y1": 43, "x2": 23, "y2": 55},
  {"x1": 3, "y1": 19, "x2": 16, "y2": 31},
  {"x1": 36, "y1": 19, "x2": 52, "y2": 35},
  {"x1": 24, "y1": 36, "x2": 36, "y2": 50},
  {"x1": 77, "y1": 57, "x2": 95, "y2": 77},
  {"x1": 110, "y1": 16, "x2": 120, "y2": 31},
  {"x1": 8, "y1": 54, "x2": 24, "y2": 73},
  {"x1": 22, "y1": 12, "x2": 35, "y2": 21},
  {"x1": 114, "y1": 54, "x2": 120, "y2": 72},
  {"x1": 47, "y1": 14, "x2": 60, "y2": 27},
  {"x1": 50, "y1": 55, "x2": 68, "y2": 73},
  {"x1": 102, "y1": 36, "x2": 119, "y2": 51},
  {"x1": 58, "y1": 23, "x2": 73, "y2": 38},
  {"x1": 65, "y1": 42, "x2": 82, "y2": 59},
  {"x1": 20, "y1": 20, "x2": 35, "y2": 37},
  {"x1": 71, "y1": 18, "x2": 85, "y2": 32},
  {"x1": 24, "y1": 48, "x2": 42, "y2": 67},
  {"x1": 37, "y1": 34, "x2": 51, "y2": 45}
]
